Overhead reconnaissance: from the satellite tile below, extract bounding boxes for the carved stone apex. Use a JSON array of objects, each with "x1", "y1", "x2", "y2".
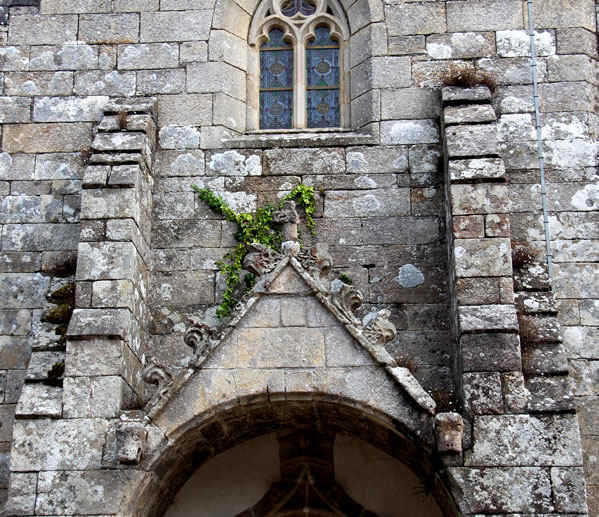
[
  {"x1": 282, "y1": 240, "x2": 301, "y2": 256},
  {"x1": 116, "y1": 423, "x2": 147, "y2": 465},
  {"x1": 330, "y1": 279, "x2": 363, "y2": 325},
  {"x1": 184, "y1": 322, "x2": 215, "y2": 359},
  {"x1": 362, "y1": 309, "x2": 397, "y2": 344},
  {"x1": 273, "y1": 200, "x2": 299, "y2": 242},
  {"x1": 243, "y1": 242, "x2": 282, "y2": 276},
  {"x1": 435, "y1": 412, "x2": 464, "y2": 453},
  {"x1": 299, "y1": 243, "x2": 332, "y2": 285}
]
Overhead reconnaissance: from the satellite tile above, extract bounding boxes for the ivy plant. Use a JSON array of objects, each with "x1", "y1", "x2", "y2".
[{"x1": 192, "y1": 184, "x2": 316, "y2": 318}]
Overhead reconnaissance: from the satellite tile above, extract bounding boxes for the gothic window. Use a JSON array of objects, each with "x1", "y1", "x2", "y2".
[{"x1": 249, "y1": 0, "x2": 349, "y2": 130}]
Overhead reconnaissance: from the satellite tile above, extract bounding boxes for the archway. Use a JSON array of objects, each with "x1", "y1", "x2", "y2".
[{"x1": 121, "y1": 396, "x2": 459, "y2": 517}]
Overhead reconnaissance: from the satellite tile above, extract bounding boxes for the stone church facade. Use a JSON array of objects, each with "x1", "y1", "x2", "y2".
[{"x1": 0, "y1": 0, "x2": 597, "y2": 515}]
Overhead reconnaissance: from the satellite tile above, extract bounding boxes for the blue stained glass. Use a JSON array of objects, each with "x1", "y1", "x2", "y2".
[
  {"x1": 307, "y1": 89, "x2": 339, "y2": 128},
  {"x1": 261, "y1": 90, "x2": 293, "y2": 129},
  {"x1": 306, "y1": 48, "x2": 339, "y2": 87},
  {"x1": 260, "y1": 49, "x2": 293, "y2": 88},
  {"x1": 307, "y1": 26, "x2": 335, "y2": 47},
  {"x1": 261, "y1": 28, "x2": 290, "y2": 48}
]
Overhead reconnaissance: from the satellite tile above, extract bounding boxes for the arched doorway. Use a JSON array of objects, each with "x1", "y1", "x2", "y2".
[{"x1": 123, "y1": 396, "x2": 458, "y2": 517}]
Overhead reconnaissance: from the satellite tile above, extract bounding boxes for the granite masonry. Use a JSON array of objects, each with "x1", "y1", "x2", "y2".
[{"x1": 0, "y1": 0, "x2": 597, "y2": 515}]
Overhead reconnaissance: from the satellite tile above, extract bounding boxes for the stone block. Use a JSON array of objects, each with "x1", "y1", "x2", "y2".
[
  {"x1": 526, "y1": 375, "x2": 575, "y2": 412},
  {"x1": 478, "y1": 56, "x2": 546, "y2": 85},
  {"x1": 496, "y1": 29, "x2": 555, "y2": 57},
  {"x1": 66, "y1": 338, "x2": 123, "y2": 376},
  {"x1": 36, "y1": 469, "x2": 141, "y2": 515},
  {"x1": 463, "y1": 372, "x2": 503, "y2": 415},
  {"x1": 346, "y1": 146, "x2": 407, "y2": 175},
  {"x1": 350, "y1": 23, "x2": 387, "y2": 68},
  {"x1": 109, "y1": 164, "x2": 140, "y2": 187},
  {"x1": 531, "y1": 0, "x2": 595, "y2": 30},
  {"x1": 25, "y1": 350, "x2": 64, "y2": 380},
  {"x1": 450, "y1": 184, "x2": 510, "y2": 215},
  {"x1": 264, "y1": 148, "x2": 344, "y2": 176},
  {"x1": 444, "y1": 105, "x2": 496, "y2": 125},
  {"x1": 351, "y1": 57, "x2": 411, "y2": 99},
  {"x1": 9, "y1": 14, "x2": 78, "y2": 45},
  {"x1": 188, "y1": 61, "x2": 246, "y2": 100},
  {"x1": 427, "y1": 32, "x2": 495, "y2": 59},
  {"x1": 213, "y1": 93, "x2": 245, "y2": 131},
  {"x1": 267, "y1": 267, "x2": 311, "y2": 295},
  {"x1": 152, "y1": 219, "x2": 221, "y2": 248},
  {"x1": 0, "y1": 97, "x2": 30, "y2": 123},
  {"x1": 388, "y1": 35, "x2": 425, "y2": 55},
  {"x1": 449, "y1": 466, "x2": 552, "y2": 513},
  {"x1": 2, "y1": 223, "x2": 80, "y2": 251},
  {"x1": 547, "y1": 54, "x2": 594, "y2": 82},
  {"x1": 461, "y1": 333, "x2": 522, "y2": 372},
  {"x1": 180, "y1": 41, "x2": 208, "y2": 63},
  {"x1": 73, "y1": 70, "x2": 136, "y2": 96},
  {"x1": 466, "y1": 414, "x2": 582, "y2": 466},
  {"x1": 4, "y1": 472, "x2": 36, "y2": 515},
  {"x1": 350, "y1": 89, "x2": 380, "y2": 128},
  {"x1": 381, "y1": 88, "x2": 440, "y2": 120},
  {"x1": 35, "y1": 153, "x2": 83, "y2": 180},
  {"x1": 3, "y1": 123, "x2": 92, "y2": 153},
  {"x1": 40, "y1": 0, "x2": 111, "y2": 13},
  {"x1": 209, "y1": 30, "x2": 247, "y2": 71},
  {"x1": 92, "y1": 279, "x2": 136, "y2": 310},
  {"x1": 114, "y1": 0, "x2": 159, "y2": 9},
  {"x1": 0, "y1": 46, "x2": 29, "y2": 71},
  {"x1": 141, "y1": 10, "x2": 211, "y2": 42},
  {"x1": 449, "y1": 157, "x2": 505, "y2": 182},
  {"x1": 553, "y1": 263, "x2": 599, "y2": 299},
  {"x1": 92, "y1": 132, "x2": 145, "y2": 153},
  {"x1": 15, "y1": 384, "x2": 62, "y2": 418},
  {"x1": 158, "y1": 94, "x2": 212, "y2": 127},
  {"x1": 551, "y1": 467, "x2": 588, "y2": 513},
  {"x1": 67, "y1": 308, "x2": 132, "y2": 340},
  {"x1": 386, "y1": 2, "x2": 446, "y2": 36},
  {"x1": 0, "y1": 309, "x2": 31, "y2": 336},
  {"x1": 522, "y1": 342, "x2": 568, "y2": 375},
  {"x1": 502, "y1": 370, "x2": 529, "y2": 413},
  {"x1": 81, "y1": 188, "x2": 139, "y2": 222},
  {"x1": 381, "y1": 120, "x2": 439, "y2": 145},
  {"x1": 557, "y1": 27, "x2": 597, "y2": 57},
  {"x1": 137, "y1": 69, "x2": 185, "y2": 95},
  {"x1": 485, "y1": 213, "x2": 510, "y2": 237},
  {"x1": 118, "y1": 43, "x2": 179, "y2": 69},
  {"x1": 280, "y1": 297, "x2": 306, "y2": 327},
  {"x1": 11, "y1": 418, "x2": 108, "y2": 471},
  {"x1": 159, "y1": 125, "x2": 201, "y2": 150},
  {"x1": 29, "y1": 43, "x2": 97, "y2": 71},
  {"x1": 151, "y1": 271, "x2": 214, "y2": 306},
  {"x1": 459, "y1": 305, "x2": 519, "y2": 333},
  {"x1": 0, "y1": 153, "x2": 35, "y2": 181},
  {"x1": 456, "y1": 274, "x2": 500, "y2": 301},
  {"x1": 158, "y1": 150, "x2": 205, "y2": 177},
  {"x1": 442, "y1": 85, "x2": 492, "y2": 103},
  {"x1": 324, "y1": 188, "x2": 410, "y2": 217},
  {"x1": 76, "y1": 241, "x2": 139, "y2": 282},
  {"x1": 0, "y1": 336, "x2": 31, "y2": 369},
  {"x1": 445, "y1": 124, "x2": 498, "y2": 158},
  {"x1": 325, "y1": 326, "x2": 373, "y2": 367},
  {"x1": 79, "y1": 13, "x2": 139, "y2": 44},
  {"x1": 454, "y1": 238, "x2": 512, "y2": 277},
  {"x1": 539, "y1": 82, "x2": 594, "y2": 112},
  {"x1": 63, "y1": 376, "x2": 130, "y2": 418},
  {"x1": 33, "y1": 95, "x2": 107, "y2": 123},
  {"x1": 446, "y1": 0, "x2": 524, "y2": 31}
]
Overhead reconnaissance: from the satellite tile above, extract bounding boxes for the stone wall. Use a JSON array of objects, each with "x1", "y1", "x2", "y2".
[{"x1": 0, "y1": 0, "x2": 596, "y2": 515}]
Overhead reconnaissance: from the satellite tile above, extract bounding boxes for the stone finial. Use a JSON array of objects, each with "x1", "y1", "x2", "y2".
[
  {"x1": 273, "y1": 200, "x2": 299, "y2": 242},
  {"x1": 243, "y1": 242, "x2": 281, "y2": 275},
  {"x1": 435, "y1": 412, "x2": 464, "y2": 453},
  {"x1": 116, "y1": 423, "x2": 147, "y2": 465}
]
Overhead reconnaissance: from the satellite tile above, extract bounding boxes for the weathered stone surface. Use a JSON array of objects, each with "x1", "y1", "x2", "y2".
[
  {"x1": 0, "y1": 97, "x2": 31, "y2": 123},
  {"x1": 66, "y1": 338, "x2": 123, "y2": 376},
  {"x1": 531, "y1": 0, "x2": 595, "y2": 30},
  {"x1": 264, "y1": 148, "x2": 344, "y2": 176},
  {"x1": 9, "y1": 14, "x2": 78, "y2": 45},
  {"x1": 67, "y1": 308, "x2": 132, "y2": 339},
  {"x1": 76, "y1": 242, "x2": 138, "y2": 281},
  {"x1": 478, "y1": 57, "x2": 546, "y2": 85},
  {"x1": 449, "y1": 158, "x2": 505, "y2": 182},
  {"x1": 158, "y1": 94, "x2": 212, "y2": 127},
  {"x1": 324, "y1": 189, "x2": 410, "y2": 217},
  {"x1": 442, "y1": 85, "x2": 492, "y2": 103},
  {"x1": 435, "y1": 412, "x2": 463, "y2": 453},
  {"x1": 325, "y1": 325, "x2": 373, "y2": 367},
  {"x1": 502, "y1": 370, "x2": 530, "y2": 413},
  {"x1": 11, "y1": 419, "x2": 108, "y2": 470},
  {"x1": 141, "y1": 10, "x2": 211, "y2": 41},
  {"x1": 0, "y1": 46, "x2": 29, "y2": 71},
  {"x1": 463, "y1": 372, "x2": 503, "y2": 414},
  {"x1": 448, "y1": 467, "x2": 552, "y2": 513},
  {"x1": 151, "y1": 271, "x2": 214, "y2": 306},
  {"x1": 539, "y1": 82, "x2": 594, "y2": 112},
  {"x1": 2, "y1": 223, "x2": 80, "y2": 251},
  {"x1": 159, "y1": 125, "x2": 201, "y2": 150},
  {"x1": 64, "y1": 376, "x2": 130, "y2": 418},
  {"x1": 522, "y1": 342, "x2": 568, "y2": 375},
  {"x1": 79, "y1": 13, "x2": 139, "y2": 44},
  {"x1": 0, "y1": 309, "x2": 31, "y2": 336},
  {"x1": 208, "y1": 150, "x2": 261, "y2": 177},
  {"x1": 381, "y1": 88, "x2": 440, "y2": 120},
  {"x1": 444, "y1": 105, "x2": 496, "y2": 125},
  {"x1": 554, "y1": 263, "x2": 599, "y2": 299},
  {"x1": 388, "y1": 35, "x2": 425, "y2": 55},
  {"x1": 462, "y1": 333, "x2": 522, "y2": 372},
  {"x1": 467, "y1": 414, "x2": 582, "y2": 466},
  {"x1": 33, "y1": 95, "x2": 107, "y2": 122},
  {"x1": 26, "y1": 351, "x2": 65, "y2": 380},
  {"x1": 446, "y1": 0, "x2": 524, "y2": 31},
  {"x1": 137, "y1": 69, "x2": 186, "y2": 95},
  {"x1": 118, "y1": 43, "x2": 179, "y2": 69},
  {"x1": 3, "y1": 123, "x2": 92, "y2": 153},
  {"x1": 551, "y1": 467, "x2": 588, "y2": 513},
  {"x1": 496, "y1": 30, "x2": 556, "y2": 57},
  {"x1": 386, "y1": 2, "x2": 446, "y2": 36},
  {"x1": 459, "y1": 305, "x2": 519, "y2": 333},
  {"x1": 74, "y1": 70, "x2": 136, "y2": 96},
  {"x1": 15, "y1": 384, "x2": 62, "y2": 418},
  {"x1": 380, "y1": 120, "x2": 439, "y2": 145},
  {"x1": 557, "y1": 27, "x2": 597, "y2": 57},
  {"x1": 427, "y1": 32, "x2": 495, "y2": 59},
  {"x1": 346, "y1": 146, "x2": 407, "y2": 174},
  {"x1": 526, "y1": 375, "x2": 576, "y2": 412},
  {"x1": 445, "y1": 124, "x2": 498, "y2": 157},
  {"x1": 451, "y1": 184, "x2": 510, "y2": 215},
  {"x1": 454, "y1": 238, "x2": 512, "y2": 277},
  {"x1": 35, "y1": 153, "x2": 83, "y2": 180},
  {"x1": 187, "y1": 61, "x2": 245, "y2": 101},
  {"x1": 0, "y1": 153, "x2": 35, "y2": 181},
  {"x1": 0, "y1": 336, "x2": 32, "y2": 369}
]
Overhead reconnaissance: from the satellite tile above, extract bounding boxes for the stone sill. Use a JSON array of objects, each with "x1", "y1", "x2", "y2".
[{"x1": 223, "y1": 130, "x2": 376, "y2": 148}]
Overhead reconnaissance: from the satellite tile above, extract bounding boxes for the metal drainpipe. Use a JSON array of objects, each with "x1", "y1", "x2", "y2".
[{"x1": 526, "y1": 0, "x2": 553, "y2": 278}]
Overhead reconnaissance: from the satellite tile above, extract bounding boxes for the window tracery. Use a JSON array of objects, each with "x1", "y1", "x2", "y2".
[{"x1": 249, "y1": 0, "x2": 349, "y2": 130}]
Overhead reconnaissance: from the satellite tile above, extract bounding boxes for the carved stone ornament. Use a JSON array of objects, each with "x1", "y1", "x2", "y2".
[
  {"x1": 272, "y1": 200, "x2": 299, "y2": 242},
  {"x1": 298, "y1": 243, "x2": 332, "y2": 286},
  {"x1": 362, "y1": 309, "x2": 397, "y2": 344},
  {"x1": 243, "y1": 242, "x2": 282, "y2": 276},
  {"x1": 435, "y1": 412, "x2": 464, "y2": 453},
  {"x1": 329, "y1": 279, "x2": 363, "y2": 326},
  {"x1": 142, "y1": 359, "x2": 173, "y2": 398},
  {"x1": 184, "y1": 322, "x2": 216, "y2": 359},
  {"x1": 116, "y1": 423, "x2": 147, "y2": 465}
]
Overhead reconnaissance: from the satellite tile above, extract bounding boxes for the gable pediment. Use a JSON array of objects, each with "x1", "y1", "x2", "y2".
[{"x1": 143, "y1": 246, "x2": 437, "y2": 421}]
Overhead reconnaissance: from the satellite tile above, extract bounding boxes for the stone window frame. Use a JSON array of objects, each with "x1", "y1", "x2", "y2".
[{"x1": 247, "y1": 0, "x2": 350, "y2": 131}]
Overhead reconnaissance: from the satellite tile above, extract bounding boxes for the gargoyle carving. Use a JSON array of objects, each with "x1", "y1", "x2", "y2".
[
  {"x1": 116, "y1": 423, "x2": 147, "y2": 465},
  {"x1": 184, "y1": 322, "x2": 215, "y2": 359},
  {"x1": 273, "y1": 200, "x2": 299, "y2": 242},
  {"x1": 330, "y1": 280, "x2": 363, "y2": 325},
  {"x1": 243, "y1": 242, "x2": 281, "y2": 276},
  {"x1": 142, "y1": 359, "x2": 173, "y2": 399},
  {"x1": 362, "y1": 309, "x2": 397, "y2": 344}
]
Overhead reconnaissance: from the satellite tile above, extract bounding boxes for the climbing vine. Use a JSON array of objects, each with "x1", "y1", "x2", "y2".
[{"x1": 192, "y1": 184, "x2": 316, "y2": 318}]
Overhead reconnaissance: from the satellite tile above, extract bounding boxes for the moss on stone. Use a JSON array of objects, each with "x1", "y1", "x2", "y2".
[
  {"x1": 47, "y1": 282, "x2": 76, "y2": 304},
  {"x1": 41, "y1": 304, "x2": 73, "y2": 324}
]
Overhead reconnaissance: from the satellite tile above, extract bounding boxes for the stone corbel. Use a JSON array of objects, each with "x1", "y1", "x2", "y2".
[{"x1": 116, "y1": 422, "x2": 147, "y2": 465}]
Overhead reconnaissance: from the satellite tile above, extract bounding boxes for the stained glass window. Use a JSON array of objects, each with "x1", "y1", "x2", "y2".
[
  {"x1": 306, "y1": 26, "x2": 340, "y2": 128},
  {"x1": 260, "y1": 28, "x2": 293, "y2": 129}
]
